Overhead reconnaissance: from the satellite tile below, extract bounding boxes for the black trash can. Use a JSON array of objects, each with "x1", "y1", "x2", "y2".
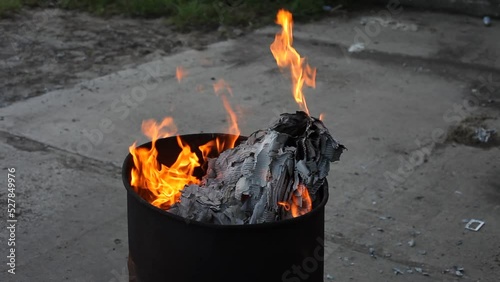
[{"x1": 122, "y1": 133, "x2": 328, "y2": 282}]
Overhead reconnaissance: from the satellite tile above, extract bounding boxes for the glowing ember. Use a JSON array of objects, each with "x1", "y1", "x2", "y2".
[
  {"x1": 270, "y1": 9, "x2": 317, "y2": 115},
  {"x1": 176, "y1": 66, "x2": 187, "y2": 83},
  {"x1": 290, "y1": 185, "x2": 312, "y2": 217},
  {"x1": 213, "y1": 79, "x2": 233, "y2": 97}
]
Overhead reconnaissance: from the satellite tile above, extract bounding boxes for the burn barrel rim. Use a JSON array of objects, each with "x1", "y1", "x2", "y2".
[{"x1": 122, "y1": 133, "x2": 329, "y2": 230}]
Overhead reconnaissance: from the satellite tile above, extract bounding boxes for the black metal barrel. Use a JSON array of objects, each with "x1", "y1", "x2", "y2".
[{"x1": 122, "y1": 133, "x2": 328, "y2": 282}]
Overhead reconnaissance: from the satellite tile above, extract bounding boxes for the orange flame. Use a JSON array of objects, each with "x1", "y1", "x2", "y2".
[
  {"x1": 270, "y1": 9, "x2": 316, "y2": 115},
  {"x1": 198, "y1": 137, "x2": 223, "y2": 161},
  {"x1": 213, "y1": 79, "x2": 240, "y2": 149},
  {"x1": 278, "y1": 185, "x2": 312, "y2": 218},
  {"x1": 319, "y1": 113, "x2": 325, "y2": 121},
  {"x1": 220, "y1": 96, "x2": 240, "y2": 148},
  {"x1": 129, "y1": 80, "x2": 241, "y2": 210},
  {"x1": 278, "y1": 201, "x2": 290, "y2": 211},
  {"x1": 176, "y1": 66, "x2": 187, "y2": 83},
  {"x1": 291, "y1": 184, "x2": 312, "y2": 217},
  {"x1": 129, "y1": 117, "x2": 200, "y2": 209}
]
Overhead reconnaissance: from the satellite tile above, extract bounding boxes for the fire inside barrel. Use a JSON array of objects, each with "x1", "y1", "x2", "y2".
[{"x1": 128, "y1": 9, "x2": 344, "y2": 224}]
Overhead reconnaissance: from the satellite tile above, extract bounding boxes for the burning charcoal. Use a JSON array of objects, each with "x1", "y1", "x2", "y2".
[{"x1": 168, "y1": 111, "x2": 345, "y2": 224}]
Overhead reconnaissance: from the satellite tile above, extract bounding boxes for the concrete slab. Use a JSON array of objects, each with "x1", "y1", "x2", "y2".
[
  {"x1": 0, "y1": 131, "x2": 126, "y2": 281},
  {"x1": 0, "y1": 8, "x2": 499, "y2": 282},
  {"x1": 0, "y1": 34, "x2": 477, "y2": 166}
]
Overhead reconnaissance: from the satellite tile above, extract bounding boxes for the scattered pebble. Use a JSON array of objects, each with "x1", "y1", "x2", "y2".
[
  {"x1": 408, "y1": 239, "x2": 416, "y2": 247},
  {"x1": 418, "y1": 250, "x2": 427, "y2": 255},
  {"x1": 483, "y1": 16, "x2": 491, "y2": 26},
  {"x1": 393, "y1": 267, "x2": 404, "y2": 275},
  {"x1": 454, "y1": 266, "x2": 465, "y2": 277},
  {"x1": 444, "y1": 266, "x2": 465, "y2": 277}
]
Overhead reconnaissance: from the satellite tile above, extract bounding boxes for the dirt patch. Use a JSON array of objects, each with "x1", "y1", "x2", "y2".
[
  {"x1": 446, "y1": 115, "x2": 499, "y2": 148},
  {"x1": 0, "y1": 8, "x2": 227, "y2": 107}
]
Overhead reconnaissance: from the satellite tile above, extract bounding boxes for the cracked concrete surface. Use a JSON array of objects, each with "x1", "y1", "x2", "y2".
[{"x1": 0, "y1": 8, "x2": 499, "y2": 282}]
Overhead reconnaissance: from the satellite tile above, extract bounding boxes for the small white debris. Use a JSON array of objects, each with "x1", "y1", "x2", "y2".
[
  {"x1": 408, "y1": 239, "x2": 415, "y2": 247},
  {"x1": 465, "y1": 219, "x2": 485, "y2": 231},
  {"x1": 475, "y1": 127, "x2": 496, "y2": 143},
  {"x1": 393, "y1": 268, "x2": 404, "y2": 275},
  {"x1": 359, "y1": 17, "x2": 418, "y2": 31},
  {"x1": 326, "y1": 273, "x2": 334, "y2": 280},
  {"x1": 348, "y1": 43, "x2": 365, "y2": 53}
]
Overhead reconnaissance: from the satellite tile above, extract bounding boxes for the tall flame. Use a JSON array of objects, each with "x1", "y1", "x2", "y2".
[
  {"x1": 270, "y1": 9, "x2": 317, "y2": 114},
  {"x1": 213, "y1": 79, "x2": 240, "y2": 148},
  {"x1": 271, "y1": 9, "x2": 314, "y2": 217}
]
